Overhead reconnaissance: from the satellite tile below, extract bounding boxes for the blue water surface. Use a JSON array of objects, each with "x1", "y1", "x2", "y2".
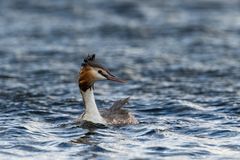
[{"x1": 0, "y1": 0, "x2": 240, "y2": 159}]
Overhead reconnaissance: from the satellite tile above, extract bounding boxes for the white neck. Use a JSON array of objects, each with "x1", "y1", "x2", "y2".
[{"x1": 80, "y1": 88, "x2": 106, "y2": 124}]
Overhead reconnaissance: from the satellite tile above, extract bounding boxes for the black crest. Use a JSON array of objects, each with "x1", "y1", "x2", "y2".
[
  {"x1": 82, "y1": 54, "x2": 96, "y2": 67},
  {"x1": 81, "y1": 54, "x2": 106, "y2": 70}
]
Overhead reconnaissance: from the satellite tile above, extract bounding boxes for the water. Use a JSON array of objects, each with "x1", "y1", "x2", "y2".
[{"x1": 0, "y1": 0, "x2": 240, "y2": 159}]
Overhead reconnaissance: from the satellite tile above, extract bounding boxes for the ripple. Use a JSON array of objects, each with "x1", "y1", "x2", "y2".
[{"x1": 209, "y1": 130, "x2": 239, "y2": 138}]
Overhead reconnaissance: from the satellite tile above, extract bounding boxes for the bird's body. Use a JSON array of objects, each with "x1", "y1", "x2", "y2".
[
  {"x1": 100, "y1": 98, "x2": 138, "y2": 125},
  {"x1": 77, "y1": 54, "x2": 138, "y2": 126}
]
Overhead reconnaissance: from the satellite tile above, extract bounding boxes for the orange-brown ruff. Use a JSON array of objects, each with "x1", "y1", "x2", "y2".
[
  {"x1": 78, "y1": 54, "x2": 138, "y2": 125},
  {"x1": 79, "y1": 65, "x2": 96, "y2": 92}
]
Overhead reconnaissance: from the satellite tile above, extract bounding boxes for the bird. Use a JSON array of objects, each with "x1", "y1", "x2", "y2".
[{"x1": 77, "y1": 54, "x2": 138, "y2": 126}]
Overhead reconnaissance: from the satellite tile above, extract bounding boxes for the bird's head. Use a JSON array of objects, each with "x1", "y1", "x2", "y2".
[{"x1": 78, "y1": 54, "x2": 126, "y2": 91}]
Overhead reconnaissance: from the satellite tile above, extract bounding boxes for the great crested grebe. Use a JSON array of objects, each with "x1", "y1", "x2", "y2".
[{"x1": 77, "y1": 54, "x2": 138, "y2": 125}]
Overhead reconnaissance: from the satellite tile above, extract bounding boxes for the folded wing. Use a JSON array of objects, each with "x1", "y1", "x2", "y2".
[{"x1": 101, "y1": 97, "x2": 139, "y2": 125}]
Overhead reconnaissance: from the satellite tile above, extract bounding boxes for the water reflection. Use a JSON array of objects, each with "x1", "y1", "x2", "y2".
[{"x1": 71, "y1": 131, "x2": 97, "y2": 145}]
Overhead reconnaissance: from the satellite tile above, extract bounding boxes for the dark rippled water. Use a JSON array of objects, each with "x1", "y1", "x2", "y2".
[{"x1": 1, "y1": 0, "x2": 240, "y2": 159}]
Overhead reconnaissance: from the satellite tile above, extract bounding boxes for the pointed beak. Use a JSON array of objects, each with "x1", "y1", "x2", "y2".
[{"x1": 106, "y1": 72, "x2": 126, "y2": 83}]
